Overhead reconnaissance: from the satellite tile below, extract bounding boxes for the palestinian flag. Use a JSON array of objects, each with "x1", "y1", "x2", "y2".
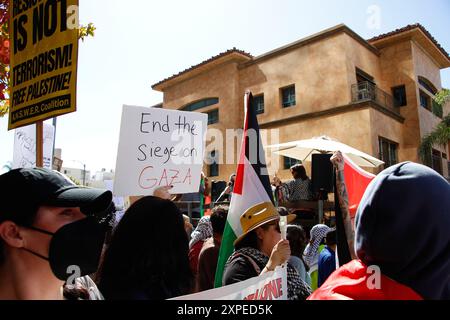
[
  {"x1": 214, "y1": 92, "x2": 274, "y2": 288},
  {"x1": 335, "y1": 154, "x2": 377, "y2": 266},
  {"x1": 343, "y1": 154, "x2": 376, "y2": 221}
]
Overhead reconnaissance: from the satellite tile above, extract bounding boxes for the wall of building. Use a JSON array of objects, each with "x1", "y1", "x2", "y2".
[
  {"x1": 239, "y1": 33, "x2": 351, "y2": 124},
  {"x1": 162, "y1": 61, "x2": 243, "y2": 181},
  {"x1": 369, "y1": 108, "x2": 404, "y2": 171},
  {"x1": 377, "y1": 40, "x2": 421, "y2": 162},
  {"x1": 412, "y1": 41, "x2": 445, "y2": 138},
  {"x1": 159, "y1": 29, "x2": 449, "y2": 181},
  {"x1": 342, "y1": 33, "x2": 383, "y2": 91},
  {"x1": 412, "y1": 41, "x2": 443, "y2": 92}
]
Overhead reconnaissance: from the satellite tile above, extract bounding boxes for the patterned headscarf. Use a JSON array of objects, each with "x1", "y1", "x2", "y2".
[
  {"x1": 225, "y1": 247, "x2": 312, "y2": 300},
  {"x1": 303, "y1": 224, "x2": 334, "y2": 268},
  {"x1": 188, "y1": 216, "x2": 213, "y2": 249}
]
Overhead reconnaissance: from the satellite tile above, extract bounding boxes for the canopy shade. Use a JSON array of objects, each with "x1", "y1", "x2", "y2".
[{"x1": 266, "y1": 136, "x2": 384, "y2": 168}]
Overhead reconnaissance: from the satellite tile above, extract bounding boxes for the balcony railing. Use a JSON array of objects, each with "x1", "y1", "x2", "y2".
[{"x1": 351, "y1": 81, "x2": 401, "y2": 115}]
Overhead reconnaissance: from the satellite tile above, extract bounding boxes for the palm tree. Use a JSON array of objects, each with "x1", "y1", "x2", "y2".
[{"x1": 419, "y1": 89, "x2": 450, "y2": 165}]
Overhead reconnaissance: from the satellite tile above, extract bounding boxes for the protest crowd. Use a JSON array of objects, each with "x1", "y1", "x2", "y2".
[
  {"x1": 2, "y1": 0, "x2": 449, "y2": 302},
  {"x1": 0, "y1": 149, "x2": 449, "y2": 301}
]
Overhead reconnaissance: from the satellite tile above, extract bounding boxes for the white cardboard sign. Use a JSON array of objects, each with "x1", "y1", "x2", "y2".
[
  {"x1": 171, "y1": 266, "x2": 288, "y2": 300},
  {"x1": 114, "y1": 105, "x2": 208, "y2": 196},
  {"x1": 13, "y1": 123, "x2": 55, "y2": 170}
]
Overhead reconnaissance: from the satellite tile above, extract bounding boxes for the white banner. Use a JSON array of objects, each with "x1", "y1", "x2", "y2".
[
  {"x1": 171, "y1": 266, "x2": 288, "y2": 300},
  {"x1": 114, "y1": 105, "x2": 208, "y2": 196},
  {"x1": 13, "y1": 123, "x2": 55, "y2": 170}
]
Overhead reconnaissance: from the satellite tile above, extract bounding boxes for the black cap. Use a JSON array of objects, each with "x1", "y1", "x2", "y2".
[{"x1": 0, "y1": 168, "x2": 113, "y2": 223}]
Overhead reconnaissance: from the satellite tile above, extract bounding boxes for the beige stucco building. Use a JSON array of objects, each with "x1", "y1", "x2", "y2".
[{"x1": 152, "y1": 24, "x2": 450, "y2": 182}]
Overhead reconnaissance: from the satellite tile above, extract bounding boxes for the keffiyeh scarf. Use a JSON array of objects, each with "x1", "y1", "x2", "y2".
[
  {"x1": 189, "y1": 216, "x2": 213, "y2": 249},
  {"x1": 303, "y1": 224, "x2": 334, "y2": 268},
  {"x1": 225, "y1": 247, "x2": 312, "y2": 300}
]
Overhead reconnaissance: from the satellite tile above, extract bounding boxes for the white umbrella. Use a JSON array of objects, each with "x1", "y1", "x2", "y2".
[{"x1": 266, "y1": 136, "x2": 384, "y2": 168}]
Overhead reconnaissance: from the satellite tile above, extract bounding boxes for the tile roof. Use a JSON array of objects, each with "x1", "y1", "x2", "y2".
[
  {"x1": 152, "y1": 24, "x2": 448, "y2": 91},
  {"x1": 151, "y1": 48, "x2": 253, "y2": 89},
  {"x1": 368, "y1": 23, "x2": 449, "y2": 60}
]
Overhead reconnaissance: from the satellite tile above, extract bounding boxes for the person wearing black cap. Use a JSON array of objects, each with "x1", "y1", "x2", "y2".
[{"x1": 0, "y1": 168, "x2": 113, "y2": 300}]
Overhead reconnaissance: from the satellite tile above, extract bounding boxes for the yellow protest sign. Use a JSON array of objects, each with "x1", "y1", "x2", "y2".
[{"x1": 8, "y1": 0, "x2": 79, "y2": 130}]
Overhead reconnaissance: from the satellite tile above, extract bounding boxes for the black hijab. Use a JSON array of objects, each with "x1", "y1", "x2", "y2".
[{"x1": 355, "y1": 162, "x2": 450, "y2": 300}]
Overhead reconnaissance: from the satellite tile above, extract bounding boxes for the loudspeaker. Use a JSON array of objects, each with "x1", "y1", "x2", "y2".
[
  {"x1": 312, "y1": 153, "x2": 334, "y2": 193},
  {"x1": 211, "y1": 180, "x2": 227, "y2": 202}
]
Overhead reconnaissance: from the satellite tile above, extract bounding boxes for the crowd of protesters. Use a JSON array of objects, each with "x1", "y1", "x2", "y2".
[{"x1": 0, "y1": 151, "x2": 448, "y2": 300}]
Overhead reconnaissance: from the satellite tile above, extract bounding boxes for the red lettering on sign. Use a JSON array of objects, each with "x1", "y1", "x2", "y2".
[
  {"x1": 243, "y1": 278, "x2": 284, "y2": 300},
  {"x1": 138, "y1": 167, "x2": 194, "y2": 190},
  {"x1": 138, "y1": 166, "x2": 158, "y2": 189},
  {"x1": 159, "y1": 169, "x2": 169, "y2": 186},
  {"x1": 169, "y1": 169, "x2": 180, "y2": 185},
  {"x1": 276, "y1": 278, "x2": 283, "y2": 298},
  {"x1": 183, "y1": 168, "x2": 192, "y2": 184}
]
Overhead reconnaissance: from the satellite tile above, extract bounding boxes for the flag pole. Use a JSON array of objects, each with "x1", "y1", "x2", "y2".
[{"x1": 36, "y1": 121, "x2": 44, "y2": 168}]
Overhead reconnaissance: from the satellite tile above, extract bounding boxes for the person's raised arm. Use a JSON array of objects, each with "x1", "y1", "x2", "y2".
[
  {"x1": 330, "y1": 151, "x2": 357, "y2": 260},
  {"x1": 153, "y1": 186, "x2": 173, "y2": 200},
  {"x1": 261, "y1": 239, "x2": 291, "y2": 275}
]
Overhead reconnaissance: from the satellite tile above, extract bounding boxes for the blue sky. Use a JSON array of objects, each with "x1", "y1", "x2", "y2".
[{"x1": 1, "y1": 0, "x2": 449, "y2": 173}]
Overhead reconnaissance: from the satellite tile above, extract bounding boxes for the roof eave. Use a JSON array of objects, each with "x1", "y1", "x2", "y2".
[
  {"x1": 239, "y1": 24, "x2": 380, "y2": 68},
  {"x1": 152, "y1": 51, "x2": 252, "y2": 91},
  {"x1": 369, "y1": 28, "x2": 450, "y2": 69}
]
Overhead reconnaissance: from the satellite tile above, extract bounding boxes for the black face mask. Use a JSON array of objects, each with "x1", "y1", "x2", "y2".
[{"x1": 23, "y1": 217, "x2": 106, "y2": 281}]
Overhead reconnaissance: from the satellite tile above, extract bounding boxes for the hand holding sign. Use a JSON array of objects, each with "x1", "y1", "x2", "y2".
[
  {"x1": 265, "y1": 239, "x2": 291, "y2": 272},
  {"x1": 279, "y1": 216, "x2": 287, "y2": 240},
  {"x1": 153, "y1": 186, "x2": 174, "y2": 200}
]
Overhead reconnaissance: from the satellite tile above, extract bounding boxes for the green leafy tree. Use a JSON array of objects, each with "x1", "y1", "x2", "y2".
[
  {"x1": 0, "y1": 0, "x2": 95, "y2": 117},
  {"x1": 419, "y1": 88, "x2": 450, "y2": 165}
]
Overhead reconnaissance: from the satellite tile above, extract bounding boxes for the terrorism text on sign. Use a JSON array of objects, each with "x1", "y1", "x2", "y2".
[{"x1": 8, "y1": 0, "x2": 79, "y2": 130}]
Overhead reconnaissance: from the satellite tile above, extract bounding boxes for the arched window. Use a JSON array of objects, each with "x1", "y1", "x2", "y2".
[
  {"x1": 418, "y1": 76, "x2": 438, "y2": 95},
  {"x1": 181, "y1": 98, "x2": 219, "y2": 112}
]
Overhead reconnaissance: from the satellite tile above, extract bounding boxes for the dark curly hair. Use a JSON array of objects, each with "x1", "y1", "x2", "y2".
[{"x1": 98, "y1": 196, "x2": 193, "y2": 300}]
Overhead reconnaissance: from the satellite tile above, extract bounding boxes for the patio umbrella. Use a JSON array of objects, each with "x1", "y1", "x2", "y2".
[{"x1": 266, "y1": 136, "x2": 384, "y2": 168}]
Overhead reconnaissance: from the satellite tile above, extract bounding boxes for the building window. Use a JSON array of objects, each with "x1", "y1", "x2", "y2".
[
  {"x1": 182, "y1": 98, "x2": 219, "y2": 112},
  {"x1": 356, "y1": 67, "x2": 375, "y2": 85},
  {"x1": 420, "y1": 90, "x2": 431, "y2": 111},
  {"x1": 392, "y1": 85, "x2": 407, "y2": 107},
  {"x1": 207, "y1": 109, "x2": 219, "y2": 125},
  {"x1": 209, "y1": 151, "x2": 219, "y2": 177},
  {"x1": 379, "y1": 137, "x2": 398, "y2": 168},
  {"x1": 418, "y1": 76, "x2": 437, "y2": 95},
  {"x1": 281, "y1": 85, "x2": 296, "y2": 108},
  {"x1": 254, "y1": 94, "x2": 264, "y2": 114},
  {"x1": 432, "y1": 149, "x2": 443, "y2": 175},
  {"x1": 283, "y1": 157, "x2": 300, "y2": 170}
]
